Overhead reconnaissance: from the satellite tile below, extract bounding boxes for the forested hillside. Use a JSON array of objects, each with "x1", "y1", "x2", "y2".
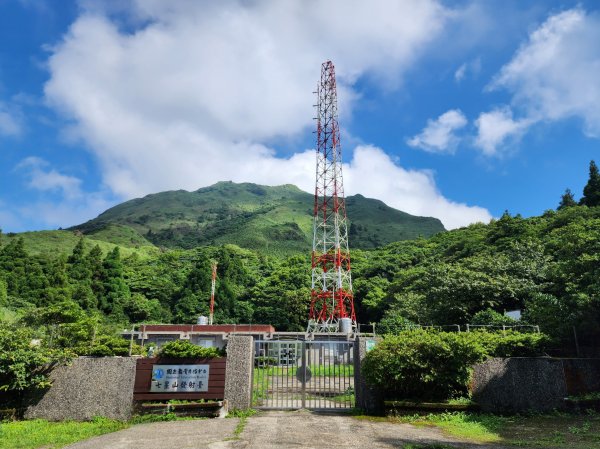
[
  {"x1": 71, "y1": 182, "x2": 445, "y2": 253},
  {"x1": 1, "y1": 162, "x2": 598, "y2": 355}
]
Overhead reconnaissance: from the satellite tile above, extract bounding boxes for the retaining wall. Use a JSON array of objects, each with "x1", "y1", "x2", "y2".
[
  {"x1": 25, "y1": 357, "x2": 137, "y2": 421},
  {"x1": 472, "y1": 357, "x2": 600, "y2": 413},
  {"x1": 471, "y1": 358, "x2": 567, "y2": 413},
  {"x1": 562, "y1": 358, "x2": 600, "y2": 396}
]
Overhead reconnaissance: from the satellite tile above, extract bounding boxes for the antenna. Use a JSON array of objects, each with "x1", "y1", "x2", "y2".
[
  {"x1": 307, "y1": 61, "x2": 356, "y2": 333},
  {"x1": 209, "y1": 261, "x2": 217, "y2": 325}
]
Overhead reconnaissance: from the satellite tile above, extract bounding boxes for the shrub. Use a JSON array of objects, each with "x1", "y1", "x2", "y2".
[
  {"x1": 471, "y1": 330, "x2": 548, "y2": 357},
  {"x1": 362, "y1": 329, "x2": 548, "y2": 401},
  {"x1": 79, "y1": 335, "x2": 144, "y2": 357},
  {"x1": 157, "y1": 340, "x2": 224, "y2": 359},
  {"x1": 0, "y1": 326, "x2": 74, "y2": 400},
  {"x1": 471, "y1": 309, "x2": 517, "y2": 326}
]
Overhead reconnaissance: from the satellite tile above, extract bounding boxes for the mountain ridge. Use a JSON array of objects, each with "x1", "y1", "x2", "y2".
[{"x1": 71, "y1": 181, "x2": 445, "y2": 254}]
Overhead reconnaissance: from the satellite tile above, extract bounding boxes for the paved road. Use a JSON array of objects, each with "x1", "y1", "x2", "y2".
[{"x1": 65, "y1": 410, "x2": 510, "y2": 449}]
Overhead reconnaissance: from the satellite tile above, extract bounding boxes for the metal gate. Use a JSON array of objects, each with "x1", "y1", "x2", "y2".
[{"x1": 252, "y1": 339, "x2": 355, "y2": 410}]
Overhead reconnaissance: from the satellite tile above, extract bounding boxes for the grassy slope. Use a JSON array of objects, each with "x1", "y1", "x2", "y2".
[
  {"x1": 3, "y1": 229, "x2": 157, "y2": 259},
  {"x1": 71, "y1": 181, "x2": 445, "y2": 254}
]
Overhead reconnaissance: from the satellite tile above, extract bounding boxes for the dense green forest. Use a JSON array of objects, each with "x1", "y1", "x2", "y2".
[{"x1": 1, "y1": 161, "x2": 599, "y2": 356}]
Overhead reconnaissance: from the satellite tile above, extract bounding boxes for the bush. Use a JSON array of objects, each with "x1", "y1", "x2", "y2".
[
  {"x1": 157, "y1": 340, "x2": 224, "y2": 359},
  {"x1": 472, "y1": 330, "x2": 548, "y2": 357},
  {"x1": 0, "y1": 326, "x2": 74, "y2": 396},
  {"x1": 362, "y1": 329, "x2": 548, "y2": 401},
  {"x1": 79, "y1": 335, "x2": 144, "y2": 357},
  {"x1": 471, "y1": 309, "x2": 517, "y2": 326}
]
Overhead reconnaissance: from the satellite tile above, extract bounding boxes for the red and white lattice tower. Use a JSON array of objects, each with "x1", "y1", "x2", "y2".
[
  {"x1": 209, "y1": 261, "x2": 217, "y2": 325},
  {"x1": 307, "y1": 60, "x2": 356, "y2": 333}
]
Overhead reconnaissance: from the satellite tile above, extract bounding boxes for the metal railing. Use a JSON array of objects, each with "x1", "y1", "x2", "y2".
[{"x1": 252, "y1": 340, "x2": 355, "y2": 410}]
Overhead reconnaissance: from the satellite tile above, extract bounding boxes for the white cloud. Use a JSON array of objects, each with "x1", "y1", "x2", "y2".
[
  {"x1": 42, "y1": 0, "x2": 490, "y2": 230},
  {"x1": 0, "y1": 102, "x2": 21, "y2": 136},
  {"x1": 454, "y1": 58, "x2": 481, "y2": 83},
  {"x1": 18, "y1": 193, "x2": 114, "y2": 230},
  {"x1": 17, "y1": 157, "x2": 82, "y2": 199},
  {"x1": 454, "y1": 64, "x2": 467, "y2": 82},
  {"x1": 408, "y1": 109, "x2": 468, "y2": 154},
  {"x1": 11, "y1": 157, "x2": 115, "y2": 230},
  {"x1": 345, "y1": 146, "x2": 492, "y2": 229},
  {"x1": 474, "y1": 107, "x2": 531, "y2": 156},
  {"x1": 490, "y1": 8, "x2": 600, "y2": 137}
]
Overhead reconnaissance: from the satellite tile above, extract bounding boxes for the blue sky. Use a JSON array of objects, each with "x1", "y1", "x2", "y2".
[{"x1": 0, "y1": 0, "x2": 598, "y2": 232}]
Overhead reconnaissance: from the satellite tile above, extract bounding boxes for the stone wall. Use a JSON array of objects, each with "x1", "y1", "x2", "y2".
[
  {"x1": 223, "y1": 335, "x2": 254, "y2": 410},
  {"x1": 471, "y1": 358, "x2": 568, "y2": 413},
  {"x1": 25, "y1": 357, "x2": 137, "y2": 421}
]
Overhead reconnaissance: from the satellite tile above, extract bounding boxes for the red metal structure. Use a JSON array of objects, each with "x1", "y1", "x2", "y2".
[
  {"x1": 209, "y1": 262, "x2": 217, "y2": 325},
  {"x1": 307, "y1": 61, "x2": 356, "y2": 333}
]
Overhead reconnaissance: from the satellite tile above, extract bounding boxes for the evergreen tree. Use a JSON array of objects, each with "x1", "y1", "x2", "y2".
[
  {"x1": 558, "y1": 188, "x2": 577, "y2": 209},
  {"x1": 86, "y1": 245, "x2": 105, "y2": 299},
  {"x1": 67, "y1": 238, "x2": 91, "y2": 281},
  {"x1": 580, "y1": 160, "x2": 600, "y2": 207},
  {"x1": 173, "y1": 259, "x2": 212, "y2": 322},
  {"x1": 101, "y1": 247, "x2": 130, "y2": 319}
]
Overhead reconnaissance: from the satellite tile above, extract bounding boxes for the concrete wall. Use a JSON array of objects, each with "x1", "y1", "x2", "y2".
[
  {"x1": 354, "y1": 337, "x2": 383, "y2": 414},
  {"x1": 25, "y1": 357, "x2": 137, "y2": 421},
  {"x1": 223, "y1": 335, "x2": 254, "y2": 410},
  {"x1": 562, "y1": 358, "x2": 600, "y2": 396},
  {"x1": 471, "y1": 358, "x2": 568, "y2": 413}
]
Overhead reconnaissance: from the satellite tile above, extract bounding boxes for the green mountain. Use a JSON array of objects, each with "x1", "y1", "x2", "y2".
[{"x1": 72, "y1": 182, "x2": 445, "y2": 254}]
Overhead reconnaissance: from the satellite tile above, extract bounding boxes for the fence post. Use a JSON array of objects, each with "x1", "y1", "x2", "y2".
[
  {"x1": 224, "y1": 335, "x2": 254, "y2": 410},
  {"x1": 354, "y1": 336, "x2": 383, "y2": 414}
]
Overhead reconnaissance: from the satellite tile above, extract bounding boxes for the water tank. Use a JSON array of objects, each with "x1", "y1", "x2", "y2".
[
  {"x1": 339, "y1": 318, "x2": 352, "y2": 334},
  {"x1": 197, "y1": 316, "x2": 208, "y2": 325}
]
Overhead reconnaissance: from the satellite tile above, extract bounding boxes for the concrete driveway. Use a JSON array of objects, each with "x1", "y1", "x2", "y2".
[{"x1": 65, "y1": 410, "x2": 510, "y2": 449}]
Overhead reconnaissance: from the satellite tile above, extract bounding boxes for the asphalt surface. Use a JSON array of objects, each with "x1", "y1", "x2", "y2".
[{"x1": 64, "y1": 410, "x2": 510, "y2": 449}]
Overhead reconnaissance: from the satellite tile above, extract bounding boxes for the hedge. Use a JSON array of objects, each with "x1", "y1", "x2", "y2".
[
  {"x1": 157, "y1": 340, "x2": 224, "y2": 359},
  {"x1": 362, "y1": 329, "x2": 548, "y2": 401}
]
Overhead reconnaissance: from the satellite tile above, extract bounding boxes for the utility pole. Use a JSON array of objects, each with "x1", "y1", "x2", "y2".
[{"x1": 307, "y1": 61, "x2": 356, "y2": 333}]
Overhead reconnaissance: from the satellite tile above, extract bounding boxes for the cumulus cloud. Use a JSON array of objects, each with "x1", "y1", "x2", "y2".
[
  {"x1": 42, "y1": 0, "x2": 490, "y2": 229},
  {"x1": 408, "y1": 109, "x2": 468, "y2": 154},
  {"x1": 489, "y1": 8, "x2": 600, "y2": 137},
  {"x1": 474, "y1": 107, "x2": 531, "y2": 156},
  {"x1": 343, "y1": 146, "x2": 492, "y2": 229}
]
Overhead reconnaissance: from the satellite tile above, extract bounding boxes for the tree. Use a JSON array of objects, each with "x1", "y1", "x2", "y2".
[
  {"x1": 100, "y1": 247, "x2": 130, "y2": 320},
  {"x1": 580, "y1": 160, "x2": 600, "y2": 207},
  {"x1": 558, "y1": 188, "x2": 577, "y2": 209},
  {"x1": 67, "y1": 238, "x2": 91, "y2": 281},
  {"x1": 0, "y1": 277, "x2": 7, "y2": 306}
]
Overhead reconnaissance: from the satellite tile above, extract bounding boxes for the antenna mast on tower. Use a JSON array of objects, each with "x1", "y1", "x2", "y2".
[
  {"x1": 209, "y1": 262, "x2": 217, "y2": 325},
  {"x1": 307, "y1": 60, "x2": 356, "y2": 333}
]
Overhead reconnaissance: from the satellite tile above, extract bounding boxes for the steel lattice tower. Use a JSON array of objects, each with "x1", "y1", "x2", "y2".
[{"x1": 307, "y1": 60, "x2": 356, "y2": 333}]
